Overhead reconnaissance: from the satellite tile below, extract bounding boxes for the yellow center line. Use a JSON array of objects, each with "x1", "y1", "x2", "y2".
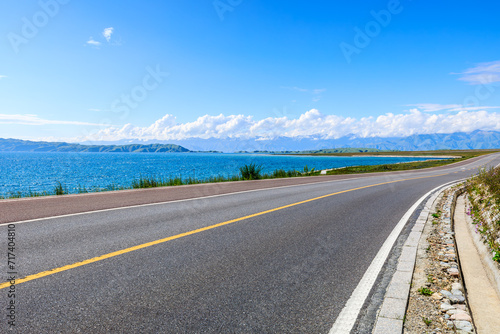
[{"x1": 0, "y1": 172, "x2": 451, "y2": 290}]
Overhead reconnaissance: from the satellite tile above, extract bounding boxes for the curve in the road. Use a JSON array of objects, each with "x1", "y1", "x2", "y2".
[{"x1": 0, "y1": 171, "x2": 455, "y2": 290}]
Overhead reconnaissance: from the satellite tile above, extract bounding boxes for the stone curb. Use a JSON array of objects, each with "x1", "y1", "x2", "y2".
[{"x1": 372, "y1": 183, "x2": 459, "y2": 334}]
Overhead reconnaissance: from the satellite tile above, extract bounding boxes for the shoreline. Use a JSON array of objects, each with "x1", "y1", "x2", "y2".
[{"x1": 0, "y1": 155, "x2": 468, "y2": 200}]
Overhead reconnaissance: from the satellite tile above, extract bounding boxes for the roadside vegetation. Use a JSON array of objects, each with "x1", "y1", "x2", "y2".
[
  {"x1": 2, "y1": 149, "x2": 498, "y2": 200},
  {"x1": 307, "y1": 149, "x2": 500, "y2": 158},
  {"x1": 465, "y1": 166, "x2": 500, "y2": 263},
  {"x1": 326, "y1": 158, "x2": 458, "y2": 175}
]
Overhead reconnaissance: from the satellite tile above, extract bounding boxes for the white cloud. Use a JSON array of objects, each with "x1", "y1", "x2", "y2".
[
  {"x1": 457, "y1": 60, "x2": 500, "y2": 85},
  {"x1": 86, "y1": 37, "x2": 101, "y2": 47},
  {"x1": 102, "y1": 27, "x2": 114, "y2": 42},
  {"x1": 281, "y1": 86, "x2": 326, "y2": 102},
  {"x1": 406, "y1": 103, "x2": 462, "y2": 112},
  {"x1": 0, "y1": 114, "x2": 103, "y2": 126},
  {"x1": 0, "y1": 75, "x2": 7, "y2": 79},
  {"x1": 77, "y1": 108, "x2": 500, "y2": 142},
  {"x1": 281, "y1": 86, "x2": 309, "y2": 92},
  {"x1": 406, "y1": 103, "x2": 500, "y2": 113},
  {"x1": 312, "y1": 88, "x2": 326, "y2": 95}
]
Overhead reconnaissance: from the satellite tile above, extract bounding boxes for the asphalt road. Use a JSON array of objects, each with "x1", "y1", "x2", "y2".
[{"x1": 1, "y1": 154, "x2": 499, "y2": 333}]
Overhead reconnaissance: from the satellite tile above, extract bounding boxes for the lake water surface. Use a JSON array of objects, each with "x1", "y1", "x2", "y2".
[{"x1": 0, "y1": 152, "x2": 443, "y2": 196}]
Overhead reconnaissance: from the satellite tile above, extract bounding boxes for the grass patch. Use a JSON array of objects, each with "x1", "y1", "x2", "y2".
[
  {"x1": 418, "y1": 287, "x2": 433, "y2": 296},
  {"x1": 493, "y1": 251, "x2": 500, "y2": 263},
  {"x1": 306, "y1": 149, "x2": 500, "y2": 158},
  {"x1": 326, "y1": 158, "x2": 462, "y2": 175},
  {"x1": 466, "y1": 166, "x2": 500, "y2": 263}
]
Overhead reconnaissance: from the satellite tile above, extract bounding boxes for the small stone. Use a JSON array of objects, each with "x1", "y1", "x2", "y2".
[
  {"x1": 440, "y1": 303, "x2": 456, "y2": 312},
  {"x1": 451, "y1": 313, "x2": 472, "y2": 321},
  {"x1": 449, "y1": 295, "x2": 466, "y2": 304},
  {"x1": 455, "y1": 304, "x2": 466, "y2": 310},
  {"x1": 453, "y1": 320, "x2": 474, "y2": 331},
  {"x1": 440, "y1": 290, "x2": 452, "y2": 298},
  {"x1": 451, "y1": 289, "x2": 463, "y2": 296},
  {"x1": 432, "y1": 292, "x2": 443, "y2": 300},
  {"x1": 440, "y1": 261, "x2": 451, "y2": 267}
]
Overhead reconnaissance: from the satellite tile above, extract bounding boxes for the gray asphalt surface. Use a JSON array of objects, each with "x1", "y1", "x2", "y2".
[{"x1": 1, "y1": 154, "x2": 499, "y2": 333}]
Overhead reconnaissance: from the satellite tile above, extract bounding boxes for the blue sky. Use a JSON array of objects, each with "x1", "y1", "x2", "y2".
[{"x1": 1, "y1": 0, "x2": 500, "y2": 142}]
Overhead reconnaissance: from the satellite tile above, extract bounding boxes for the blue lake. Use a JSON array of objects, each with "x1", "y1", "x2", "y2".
[{"x1": 0, "y1": 152, "x2": 443, "y2": 196}]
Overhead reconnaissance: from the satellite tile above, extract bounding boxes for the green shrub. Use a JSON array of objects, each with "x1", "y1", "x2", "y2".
[
  {"x1": 239, "y1": 163, "x2": 263, "y2": 180},
  {"x1": 54, "y1": 181, "x2": 67, "y2": 195}
]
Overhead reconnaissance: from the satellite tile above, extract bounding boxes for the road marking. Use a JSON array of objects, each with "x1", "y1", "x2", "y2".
[
  {"x1": 0, "y1": 173, "x2": 450, "y2": 290},
  {"x1": 328, "y1": 178, "x2": 465, "y2": 333}
]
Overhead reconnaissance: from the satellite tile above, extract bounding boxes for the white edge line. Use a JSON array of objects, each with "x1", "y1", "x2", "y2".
[
  {"x1": 1, "y1": 155, "x2": 494, "y2": 228},
  {"x1": 328, "y1": 178, "x2": 466, "y2": 334}
]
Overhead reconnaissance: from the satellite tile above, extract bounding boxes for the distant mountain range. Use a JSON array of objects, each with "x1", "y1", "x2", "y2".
[
  {"x1": 81, "y1": 130, "x2": 500, "y2": 152},
  {"x1": 2, "y1": 130, "x2": 500, "y2": 153},
  {"x1": 0, "y1": 138, "x2": 190, "y2": 153}
]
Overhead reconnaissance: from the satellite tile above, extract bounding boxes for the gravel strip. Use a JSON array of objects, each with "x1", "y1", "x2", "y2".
[{"x1": 404, "y1": 186, "x2": 475, "y2": 333}]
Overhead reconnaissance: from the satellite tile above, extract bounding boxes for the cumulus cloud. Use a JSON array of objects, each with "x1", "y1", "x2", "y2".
[
  {"x1": 0, "y1": 114, "x2": 102, "y2": 126},
  {"x1": 457, "y1": 60, "x2": 500, "y2": 85},
  {"x1": 78, "y1": 108, "x2": 500, "y2": 142},
  {"x1": 86, "y1": 37, "x2": 101, "y2": 47},
  {"x1": 102, "y1": 27, "x2": 114, "y2": 42}
]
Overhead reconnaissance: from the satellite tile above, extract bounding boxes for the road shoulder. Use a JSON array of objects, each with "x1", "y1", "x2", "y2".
[{"x1": 378, "y1": 184, "x2": 500, "y2": 333}]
